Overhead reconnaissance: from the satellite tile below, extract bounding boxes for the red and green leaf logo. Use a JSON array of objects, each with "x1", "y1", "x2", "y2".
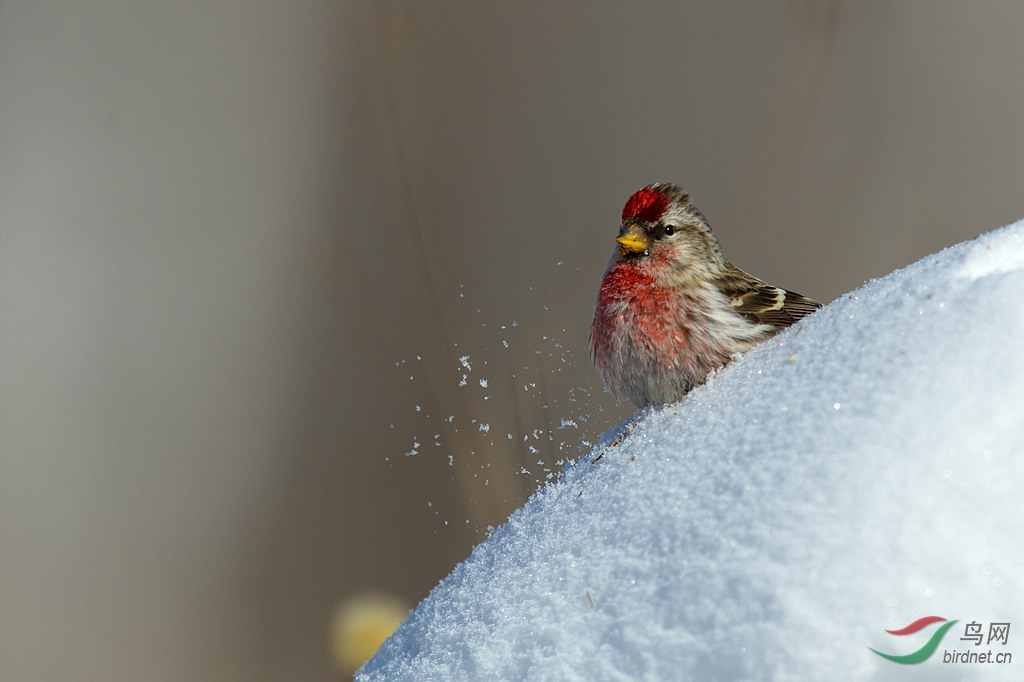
[{"x1": 870, "y1": 616, "x2": 958, "y2": 664}]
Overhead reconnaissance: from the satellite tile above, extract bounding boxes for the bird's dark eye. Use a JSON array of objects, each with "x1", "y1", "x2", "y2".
[{"x1": 663, "y1": 225, "x2": 675, "y2": 236}]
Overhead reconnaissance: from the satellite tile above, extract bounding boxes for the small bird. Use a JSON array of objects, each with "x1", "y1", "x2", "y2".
[{"x1": 590, "y1": 183, "x2": 820, "y2": 408}]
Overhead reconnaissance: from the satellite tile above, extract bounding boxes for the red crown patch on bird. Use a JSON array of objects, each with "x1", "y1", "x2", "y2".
[{"x1": 621, "y1": 186, "x2": 670, "y2": 223}]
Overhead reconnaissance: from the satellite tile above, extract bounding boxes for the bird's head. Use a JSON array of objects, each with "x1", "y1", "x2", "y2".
[{"x1": 614, "y1": 183, "x2": 726, "y2": 279}]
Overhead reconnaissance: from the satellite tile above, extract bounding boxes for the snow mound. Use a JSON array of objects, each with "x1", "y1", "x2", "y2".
[{"x1": 358, "y1": 222, "x2": 1024, "y2": 682}]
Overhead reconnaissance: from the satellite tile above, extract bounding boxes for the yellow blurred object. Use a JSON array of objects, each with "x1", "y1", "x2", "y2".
[{"x1": 330, "y1": 592, "x2": 410, "y2": 676}]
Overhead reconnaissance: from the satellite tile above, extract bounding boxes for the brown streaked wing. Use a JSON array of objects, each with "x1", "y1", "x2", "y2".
[{"x1": 717, "y1": 268, "x2": 821, "y2": 328}]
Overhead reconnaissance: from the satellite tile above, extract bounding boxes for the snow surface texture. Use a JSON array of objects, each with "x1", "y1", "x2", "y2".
[{"x1": 359, "y1": 223, "x2": 1024, "y2": 682}]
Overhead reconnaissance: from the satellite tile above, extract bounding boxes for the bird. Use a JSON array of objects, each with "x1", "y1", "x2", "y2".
[{"x1": 590, "y1": 183, "x2": 821, "y2": 408}]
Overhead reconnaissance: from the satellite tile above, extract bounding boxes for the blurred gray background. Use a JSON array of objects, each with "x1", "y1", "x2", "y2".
[{"x1": 2, "y1": 1, "x2": 1023, "y2": 680}]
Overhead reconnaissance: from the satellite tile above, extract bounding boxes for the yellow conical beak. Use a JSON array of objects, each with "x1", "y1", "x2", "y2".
[{"x1": 615, "y1": 224, "x2": 651, "y2": 256}]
